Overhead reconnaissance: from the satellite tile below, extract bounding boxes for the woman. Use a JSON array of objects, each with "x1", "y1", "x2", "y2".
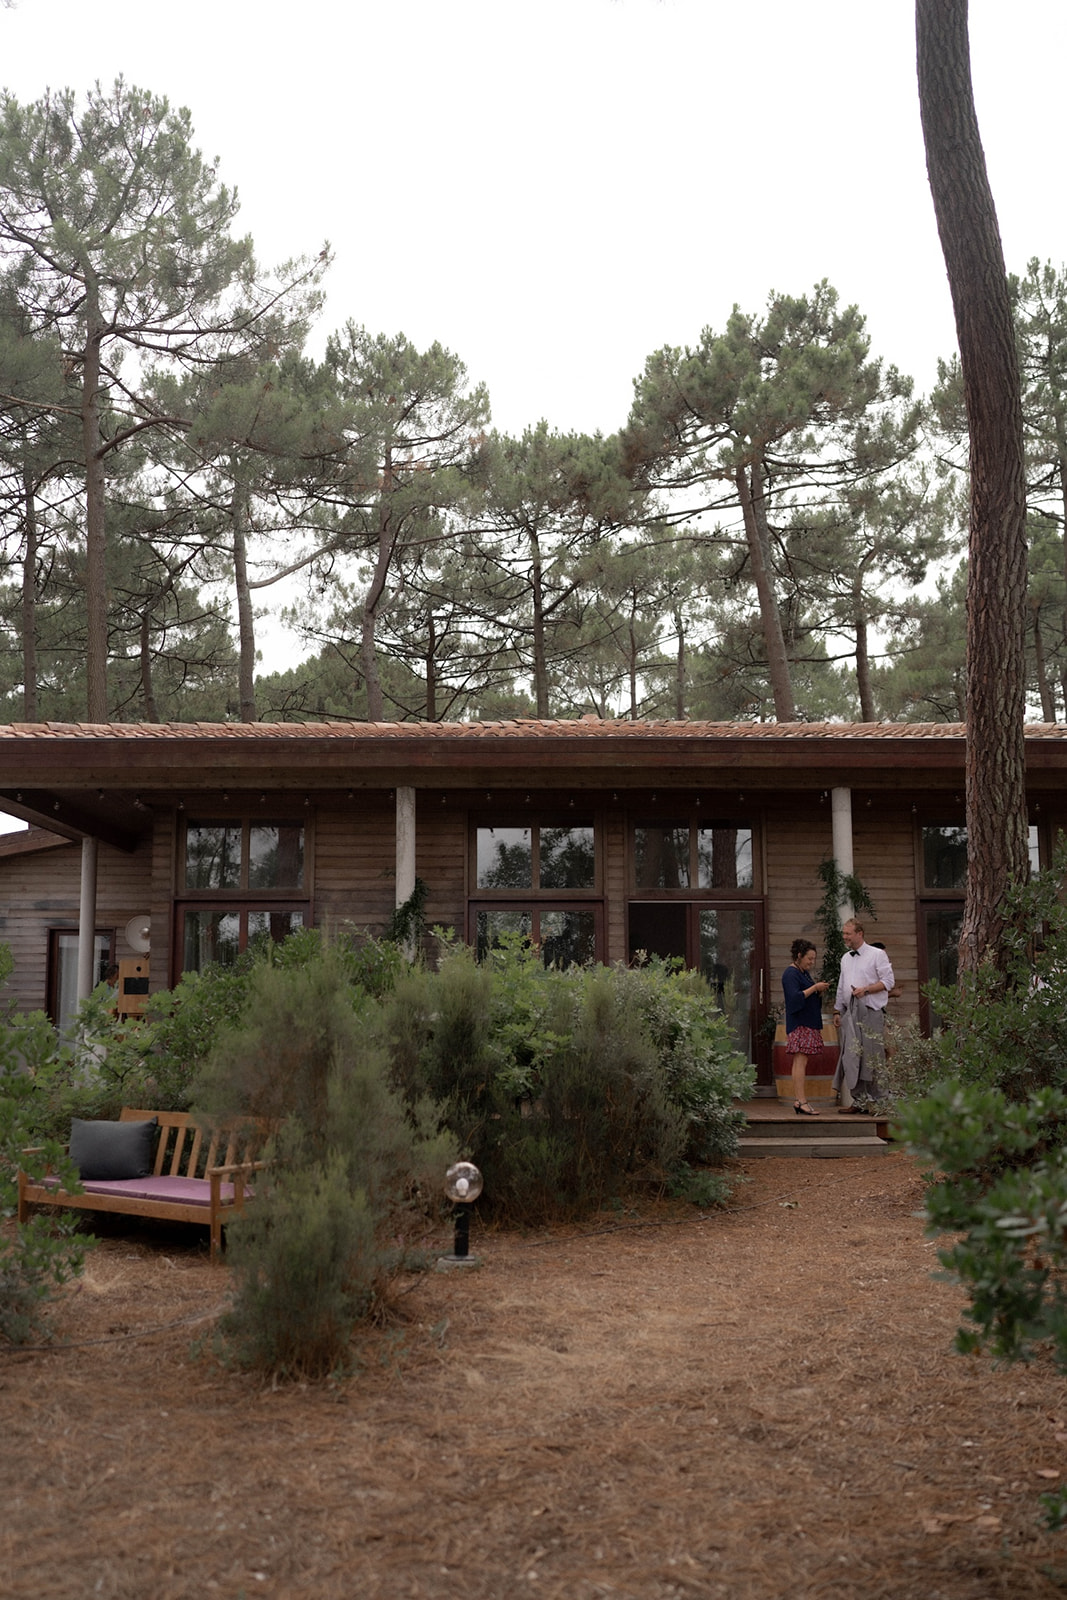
[{"x1": 781, "y1": 939, "x2": 829, "y2": 1116}]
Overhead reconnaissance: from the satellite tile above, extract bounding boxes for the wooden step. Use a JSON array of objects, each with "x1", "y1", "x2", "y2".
[
  {"x1": 736, "y1": 1099, "x2": 892, "y2": 1158},
  {"x1": 738, "y1": 1133, "x2": 889, "y2": 1159}
]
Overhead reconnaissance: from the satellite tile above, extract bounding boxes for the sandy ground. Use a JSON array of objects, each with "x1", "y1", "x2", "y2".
[{"x1": 3, "y1": 1150, "x2": 1067, "y2": 1599}]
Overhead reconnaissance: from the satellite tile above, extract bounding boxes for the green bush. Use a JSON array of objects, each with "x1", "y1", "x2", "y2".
[
  {"x1": 886, "y1": 843, "x2": 1067, "y2": 1108},
  {"x1": 893, "y1": 844, "x2": 1067, "y2": 1529},
  {"x1": 900, "y1": 1078, "x2": 1067, "y2": 1368},
  {"x1": 0, "y1": 946, "x2": 89, "y2": 1345},
  {"x1": 195, "y1": 947, "x2": 454, "y2": 1378},
  {"x1": 379, "y1": 942, "x2": 754, "y2": 1225}
]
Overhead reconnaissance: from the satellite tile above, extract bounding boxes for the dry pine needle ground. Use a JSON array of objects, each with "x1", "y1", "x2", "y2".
[{"x1": 3, "y1": 1150, "x2": 1067, "y2": 1600}]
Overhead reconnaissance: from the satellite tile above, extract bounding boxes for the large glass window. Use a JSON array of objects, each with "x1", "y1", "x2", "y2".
[
  {"x1": 183, "y1": 908, "x2": 305, "y2": 972},
  {"x1": 626, "y1": 902, "x2": 760, "y2": 1064},
  {"x1": 698, "y1": 825, "x2": 754, "y2": 889},
  {"x1": 635, "y1": 824, "x2": 690, "y2": 889},
  {"x1": 185, "y1": 820, "x2": 303, "y2": 891},
  {"x1": 921, "y1": 825, "x2": 968, "y2": 891},
  {"x1": 476, "y1": 823, "x2": 595, "y2": 891},
  {"x1": 475, "y1": 907, "x2": 597, "y2": 969},
  {"x1": 922, "y1": 823, "x2": 1039, "y2": 890},
  {"x1": 179, "y1": 816, "x2": 308, "y2": 975},
  {"x1": 635, "y1": 820, "x2": 755, "y2": 892},
  {"x1": 472, "y1": 819, "x2": 599, "y2": 965},
  {"x1": 48, "y1": 929, "x2": 114, "y2": 1033}
]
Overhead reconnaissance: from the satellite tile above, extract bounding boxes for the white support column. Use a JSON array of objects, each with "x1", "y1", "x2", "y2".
[
  {"x1": 395, "y1": 785, "x2": 417, "y2": 912},
  {"x1": 76, "y1": 835, "x2": 99, "y2": 1004},
  {"x1": 831, "y1": 787, "x2": 854, "y2": 920}
]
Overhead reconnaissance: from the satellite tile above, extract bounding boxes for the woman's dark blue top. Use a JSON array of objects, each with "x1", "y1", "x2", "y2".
[{"x1": 782, "y1": 964, "x2": 823, "y2": 1032}]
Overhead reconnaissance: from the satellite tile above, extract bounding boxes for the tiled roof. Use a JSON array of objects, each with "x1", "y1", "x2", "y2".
[{"x1": 2, "y1": 718, "x2": 1063, "y2": 741}]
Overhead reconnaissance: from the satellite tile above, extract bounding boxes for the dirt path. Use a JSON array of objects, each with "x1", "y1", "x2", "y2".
[{"x1": 3, "y1": 1151, "x2": 1067, "y2": 1599}]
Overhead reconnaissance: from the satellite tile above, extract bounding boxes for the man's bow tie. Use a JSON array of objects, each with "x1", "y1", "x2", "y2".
[{"x1": 848, "y1": 949, "x2": 859, "y2": 957}]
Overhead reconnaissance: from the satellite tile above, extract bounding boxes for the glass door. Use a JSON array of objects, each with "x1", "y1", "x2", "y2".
[
  {"x1": 918, "y1": 901, "x2": 964, "y2": 1033},
  {"x1": 48, "y1": 929, "x2": 113, "y2": 1034},
  {"x1": 627, "y1": 900, "x2": 764, "y2": 1073}
]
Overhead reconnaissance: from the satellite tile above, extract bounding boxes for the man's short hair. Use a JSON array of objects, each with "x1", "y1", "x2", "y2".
[{"x1": 845, "y1": 918, "x2": 865, "y2": 934}]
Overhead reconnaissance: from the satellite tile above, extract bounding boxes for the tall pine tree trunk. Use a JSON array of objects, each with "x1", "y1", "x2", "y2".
[
  {"x1": 230, "y1": 476, "x2": 259, "y2": 724},
  {"x1": 917, "y1": 0, "x2": 1029, "y2": 971},
  {"x1": 80, "y1": 282, "x2": 109, "y2": 722},
  {"x1": 1058, "y1": 445, "x2": 1067, "y2": 716},
  {"x1": 140, "y1": 609, "x2": 160, "y2": 723},
  {"x1": 854, "y1": 609, "x2": 875, "y2": 721},
  {"x1": 20, "y1": 448, "x2": 38, "y2": 722},
  {"x1": 735, "y1": 462, "x2": 796, "y2": 721},
  {"x1": 673, "y1": 609, "x2": 686, "y2": 720},
  {"x1": 1033, "y1": 609, "x2": 1056, "y2": 720},
  {"x1": 529, "y1": 526, "x2": 550, "y2": 717}
]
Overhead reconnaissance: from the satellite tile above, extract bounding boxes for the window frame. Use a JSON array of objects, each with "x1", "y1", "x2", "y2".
[
  {"x1": 47, "y1": 926, "x2": 115, "y2": 1030},
  {"x1": 629, "y1": 815, "x2": 759, "y2": 897},
  {"x1": 917, "y1": 817, "x2": 1042, "y2": 896},
  {"x1": 174, "y1": 813, "x2": 312, "y2": 978},
  {"x1": 468, "y1": 901, "x2": 605, "y2": 966},
  {"x1": 469, "y1": 814, "x2": 600, "y2": 898}
]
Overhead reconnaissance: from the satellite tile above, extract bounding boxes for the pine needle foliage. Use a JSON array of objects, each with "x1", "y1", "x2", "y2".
[
  {"x1": 193, "y1": 946, "x2": 454, "y2": 1378},
  {"x1": 379, "y1": 941, "x2": 754, "y2": 1226},
  {"x1": 0, "y1": 945, "x2": 89, "y2": 1345}
]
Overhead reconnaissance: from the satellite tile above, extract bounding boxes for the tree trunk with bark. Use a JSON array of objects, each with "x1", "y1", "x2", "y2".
[
  {"x1": 917, "y1": 0, "x2": 1030, "y2": 971},
  {"x1": 735, "y1": 463, "x2": 796, "y2": 721},
  {"x1": 230, "y1": 476, "x2": 258, "y2": 724},
  {"x1": 528, "y1": 527, "x2": 550, "y2": 718},
  {"x1": 80, "y1": 280, "x2": 109, "y2": 722},
  {"x1": 20, "y1": 450, "x2": 38, "y2": 722}
]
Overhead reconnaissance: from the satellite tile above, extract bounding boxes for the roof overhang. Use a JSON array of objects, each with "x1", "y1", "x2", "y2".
[{"x1": 0, "y1": 719, "x2": 1064, "y2": 843}]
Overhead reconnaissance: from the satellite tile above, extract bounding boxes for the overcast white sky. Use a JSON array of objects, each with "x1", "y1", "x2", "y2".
[
  {"x1": 5, "y1": 0, "x2": 1066, "y2": 436},
  {"x1": 1, "y1": 0, "x2": 1065, "y2": 829}
]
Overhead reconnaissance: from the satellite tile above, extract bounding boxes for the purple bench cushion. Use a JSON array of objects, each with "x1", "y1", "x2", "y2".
[{"x1": 39, "y1": 1175, "x2": 237, "y2": 1206}]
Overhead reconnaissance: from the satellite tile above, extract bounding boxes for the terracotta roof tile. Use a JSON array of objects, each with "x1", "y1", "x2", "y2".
[{"x1": 1, "y1": 719, "x2": 1065, "y2": 744}]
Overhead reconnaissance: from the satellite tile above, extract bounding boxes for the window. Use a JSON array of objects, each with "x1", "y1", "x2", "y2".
[
  {"x1": 48, "y1": 928, "x2": 114, "y2": 1033},
  {"x1": 634, "y1": 821, "x2": 754, "y2": 892},
  {"x1": 476, "y1": 823, "x2": 594, "y2": 891},
  {"x1": 178, "y1": 818, "x2": 308, "y2": 973},
  {"x1": 184, "y1": 821, "x2": 304, "y2": 891},
  {"x1": 921, "y1": 823, "x2": 1040, "y2": 891},
  {"x1": 475, "y1": 907, "x2": 598, "y2": 969},
  {"x1": 471, "y1": 819, "x2": 600, "y2": 966}
]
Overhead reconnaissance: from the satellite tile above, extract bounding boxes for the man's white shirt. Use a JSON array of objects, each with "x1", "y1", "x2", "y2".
[{"x1": 834, "y1": 941, "x2": 895, "y2": 1013}]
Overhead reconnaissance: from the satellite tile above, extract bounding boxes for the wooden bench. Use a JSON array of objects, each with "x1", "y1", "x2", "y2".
[{"x1": 18, "y1": 1108, "x2": 268, "y2": 1262}]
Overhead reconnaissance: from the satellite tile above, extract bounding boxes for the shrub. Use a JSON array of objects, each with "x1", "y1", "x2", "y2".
[
  {"x1": 195, "y1": 946, "x2": 454, "y2": 1378},
  {"x1": 0, "y1": 946, "x2": 89, "y2": 1345},
  {"x1": 379, "y1": 942, "x2": 755, "y2": 1225},
  {"x1": 894, "y1": 845, "x2": 1067, "y2": 1529},
  {"x1": 886, "y1": 842, "x2": 1067, "y2": 1108},
  {"x1": 900, "y1": 1078, "x2": 1067, "y2": 1368}
]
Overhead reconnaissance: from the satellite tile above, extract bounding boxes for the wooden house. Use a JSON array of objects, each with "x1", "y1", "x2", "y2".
[{"x1": 1, "y1": 718, "x2": 1064, "y2": 1088}]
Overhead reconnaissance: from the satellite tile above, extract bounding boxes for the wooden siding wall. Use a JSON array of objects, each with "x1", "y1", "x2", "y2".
[
  {"x1": 603, "y1": 810, "x2": 627, "y2": 965},
  {"x1": 0, "y1": 837, "x2": 153, "y2": 1014},
  {"x1": 764, "y1": 806, "x2": 835, "y2": 998},
  {"x1": 416, "y1": 804, "x2": 466, "y2": 937},
  {"x1": 764, "y1": 799, "x2": 920, "y2": 1026},
  {"x1": 316, "y1": 797, "x2": 468, "y2": 943},
  {"x1": 152, "y1": 810, "x2": 175, "y2": 991},
  {"x1": 314, "y1": 799, "x2": 398, "y2": 939},
  {"x1": 853, "y1": 804, "x2": 920, "y2": 1023}
]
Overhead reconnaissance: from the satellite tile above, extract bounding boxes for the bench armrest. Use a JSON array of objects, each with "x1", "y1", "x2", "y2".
[{"x1": 207, "y1": 1158, "x2": 270, "y2": 1209}]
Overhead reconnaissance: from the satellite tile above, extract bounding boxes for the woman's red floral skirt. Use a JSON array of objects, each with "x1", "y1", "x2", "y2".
[{"x1": 786, "y1": 1025, "x2": 824, "y2": 1058}]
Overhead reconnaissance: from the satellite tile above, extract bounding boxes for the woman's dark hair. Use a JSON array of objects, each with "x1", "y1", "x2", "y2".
[{"x1": 790, "y1": 939, "x2": 816, "y2": 962}]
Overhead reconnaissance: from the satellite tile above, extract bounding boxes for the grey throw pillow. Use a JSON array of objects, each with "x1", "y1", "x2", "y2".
[{"x1": 68, "y1": 1117, "x2": 158, "y2": 1180}]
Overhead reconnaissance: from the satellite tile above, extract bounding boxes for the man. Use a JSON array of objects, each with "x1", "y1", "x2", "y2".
[{"x1": 832, "y1": 918, "x2": 894, "y2": 1114}]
